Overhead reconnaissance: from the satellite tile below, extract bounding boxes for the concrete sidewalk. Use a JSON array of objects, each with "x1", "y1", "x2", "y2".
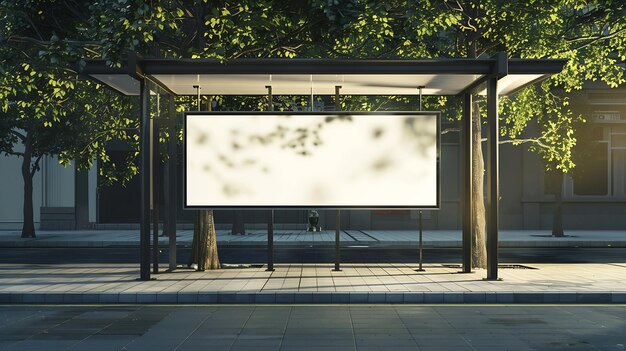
[
  {"x1": 0, "y1": 229, "x2": 625, "y2": 248},
  {"x1": 1, "y1": 262, "x2": 625, "y2": 304}
]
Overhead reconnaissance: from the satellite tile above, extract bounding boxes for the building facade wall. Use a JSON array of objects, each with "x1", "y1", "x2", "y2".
[
  {"x1": 0, "y1": 149, "x2": 44, "y2": 229},
  {"x1": 0, "y1": 149, "x2": 76, "y2": 230},
  {"x1": 2, "y1": 84, "x2": 625, "y2": 231}
]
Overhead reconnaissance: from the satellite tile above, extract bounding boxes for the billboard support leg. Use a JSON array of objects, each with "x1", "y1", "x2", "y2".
[
  {"x1": 416, "y1": 210, "x2": 425, "y2": 272},
  {"x1": 265, "y1": 86, "x2": 275, "y2": 273},
  {"x1": 266, "y1": 209, "x2": 275, "y2": 272},
  {"x1": 333, "y1": 209, "x2": 341, "y2": 272},
  {"x1": 333, "y1": 85, "x2": 342, "y2": 273},
  {"x1": 415, "y1": 86, "x2": 426, "y2": 273}
]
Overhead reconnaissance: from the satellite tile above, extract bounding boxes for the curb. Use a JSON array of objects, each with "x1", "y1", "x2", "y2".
[
  {"x1": 2, "y1": 291, "x2": 625, "y2": 305},
  {"x1": 1, "y1": 241, "x2": 625, "y2": 249}
]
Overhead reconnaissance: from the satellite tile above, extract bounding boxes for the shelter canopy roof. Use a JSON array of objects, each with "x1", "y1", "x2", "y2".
[{"x1": 82, "y1": 57, "x2": 566, "y2": 97}]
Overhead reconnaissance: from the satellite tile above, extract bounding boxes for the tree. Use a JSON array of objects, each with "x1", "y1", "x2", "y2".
[
  {"x1": 0, "y1": 67, "x2": 139, "y2": 238},
  {"x1": 495, "y1": 1, "x2": 625, "y2": 239},
  {"x1": 0, "y1": 1, "x2": 141, "y2": 237},
  {"x1": 5, "y1": 0, "x2": 624, "y2": 267},
  {"x1": 313, "y1": 0, "x2": 625, "y2": 267},
  {"x1": 104, "y1": 0, "x2": 624, "y2": 269},
  {"x1": 0, "y1": 67, "x2": 79, "y2": 237}
]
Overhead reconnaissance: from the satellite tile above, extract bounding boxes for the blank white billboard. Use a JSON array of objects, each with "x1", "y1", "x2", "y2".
[{"x1": 184, "y1": 112, "x2": 439, "y2": 209}]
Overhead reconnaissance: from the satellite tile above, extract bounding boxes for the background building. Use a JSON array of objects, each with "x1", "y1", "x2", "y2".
[{"x1": 1, "y1": 84, "x2": 625, "y2": 231}]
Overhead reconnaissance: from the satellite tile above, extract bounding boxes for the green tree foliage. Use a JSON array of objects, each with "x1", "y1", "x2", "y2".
[{"x1": 0, "y1": 1, "x2": 138, "y2": 236}]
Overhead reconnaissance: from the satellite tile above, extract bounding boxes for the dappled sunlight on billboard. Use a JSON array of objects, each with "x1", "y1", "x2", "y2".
[{"x1": 185, "y1": 112, "x2": 439, "y2": 208}]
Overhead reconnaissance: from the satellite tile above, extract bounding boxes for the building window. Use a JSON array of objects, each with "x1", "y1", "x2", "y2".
[
  {"x1": 573, "y1": 141, "x2": 608, "y2": 195},
  {"x1": 611, "y1": 135, "x2": 626, "y2": 196},
  {"x1": 567, "y1": 121, "x2": 626, "y2": 198}
]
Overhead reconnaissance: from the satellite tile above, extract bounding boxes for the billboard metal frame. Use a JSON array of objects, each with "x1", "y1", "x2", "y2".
[{"x1": 182, "y1": 111, "x2": 441, "y2": 210}]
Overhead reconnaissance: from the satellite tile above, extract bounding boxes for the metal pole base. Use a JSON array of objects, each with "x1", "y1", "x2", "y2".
[
  {"x1": 266, "y1": 209, "x2": 274, "y2": 272},
  {"x1": 136, "y1": 277, "x2": 156, "y2": 281},
  {"x1": 416, "y1": 211, "x2": 424, "y2": 273},
  {"x1": 458, "y1": 270, "x2": 473, "y2": 274},
  {"x1": 482, "y1": 277, "x2": 503, "y2": 281},
  {"x1": 333, "y1": 210, "x2": 341, "y2": 272}
]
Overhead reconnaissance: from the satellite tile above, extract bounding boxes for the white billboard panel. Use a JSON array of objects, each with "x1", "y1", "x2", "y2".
[{"x1": 184, "y1": 112, "x2": 439, "y2": 209}]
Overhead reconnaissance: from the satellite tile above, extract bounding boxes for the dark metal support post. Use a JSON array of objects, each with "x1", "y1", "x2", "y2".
[
  {"x1": 139, "y1": 79, "x2": 151, "y2": 281},
  {"x1": 152, "y1": 115, "x2": 159, "y2": 274},
  {"x1": 266, "y1": 85, "x2": 275, "y2": 272},
  {"x1": 486, "y1": 77, "x2": 500, "y2": 280},
  {"x1": 266, "y1": 209, "x2": 274, "y2": 271},
  {"x1": 415, "y1": 86, "x2": 425, "y2": 272},
  {"x1": 309, "y1": 77, "x2": 314, "y2": 111},
  {"x1": 334, "y1": 209, "x2": 341, "y2": 271},
  {"x1": 416, "y1": 211, "x2": 425, "y2": 271},
  {"x1": 265, "y1": 85, "x2": 273, "y2": 111},
  {"x1": 166, "y1": 95, "x2": 177, "y2": 271},
  {"x1": 333, "y1": 85, "x2": 342, "y2": 272},
  {"x1": 461, "y1": 93, "x2": 473, "y2": 273}
]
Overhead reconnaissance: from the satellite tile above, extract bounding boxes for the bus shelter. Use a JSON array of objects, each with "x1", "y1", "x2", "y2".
[{"x1": 81, "y1": 53, "x2": 566, "y2": 281}]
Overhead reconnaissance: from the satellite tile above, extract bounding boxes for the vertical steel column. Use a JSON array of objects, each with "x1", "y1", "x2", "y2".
[
  {"x1": 334, "y1": 210, "x2": 341, "y2": 271},
  {"x1": 193, "y1": 85, "x2": 201, "y2": 111},
  {"x1": 334, "y1": 85, "x2": 342, "y2": 272},
  {"x1": 416, "y1": 211, "x2": 424, "y2": 271},
  {"x1": 334, "y1": 85, "x2": 342, "y2": 110},
  {"x1": 152, "y1": 112, "x2": 160, "y2": 274},
  {"x1": 266, "y1": 207, "x2": 275, "y2": 271},
  {"x1": 461, "y1": 93, "x2": 473, "y2": 273},
  {"x1": 139, "y1": 79, "x2": 151, "y2": 280},
  {"x1": 309, "y1": 75, "x2": 314, "y2": 111},
  {"x1": 416, "y1": 86, "x2": 425, "y2": 272},
  {"x1": 166, "y1": 95, "x2": 177, "y2": 271},
  {"x1": 266, "y1": 85, "x2": 275, "y2": 272},
  {"x1": 265, "y1": 85, "x2": 273, "y2": 112},
  {"x1": 486, "y1": 78, "x2": 499, "y2": 280}
]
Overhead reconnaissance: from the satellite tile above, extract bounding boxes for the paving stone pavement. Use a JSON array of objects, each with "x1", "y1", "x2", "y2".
[
  {"x1": 1, "y1": 263, "x2": 625, "y2": 304},
  {"x1": 0, "y1": 305, "x2": 624, "y2": 350},
  {"x1": 1, "y1": 229, "x2": 625, "y2": 248}
]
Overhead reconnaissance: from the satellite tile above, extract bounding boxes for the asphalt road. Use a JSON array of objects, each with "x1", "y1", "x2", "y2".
[{"x1": 1, "y1": 247, "x2": 625, "y2": 264}]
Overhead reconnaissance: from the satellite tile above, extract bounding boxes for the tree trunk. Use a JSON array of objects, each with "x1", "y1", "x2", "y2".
[
  {"x1": 466, "y1": 31, "x2": 486, "y2": 268},
  {"x1": 471, "y1": 100, "x2": 487, "y2": 268},
  {"x1": 21, "y1": 141, "x2": 36, "y2": 238},
  {"x1": 190, "y1": 210, "x2": 220, "y2": 270},
  {"x1": 552, "y1": 171, "x2": 565, "y2": 237}
]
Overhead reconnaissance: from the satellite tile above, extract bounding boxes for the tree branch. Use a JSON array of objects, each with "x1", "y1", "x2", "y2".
[
  {"x1": 20, "y1": 11, "x2": 44, "y2": 41},
  {"x1": 10, "y1": 130, "x2": 26, "y2": 141},
  {"x1": 7, "y1": 36, "x2": 102, "y2": 47},
  {"x1": 480, "y1": 137, "x2": 551, "y2": 149},
  {"x1": 442, "y1": 127, "x2": 460, "y2": 134},
  {"x1": 30, "y1": 154, "x2": 44, "y2": 177},
  {"x1": 567, "y1": 27, "x2": 626, "y2": 43},
  {"x1": 2, "y1": 150, "x2": 25, "y2": 157}
]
